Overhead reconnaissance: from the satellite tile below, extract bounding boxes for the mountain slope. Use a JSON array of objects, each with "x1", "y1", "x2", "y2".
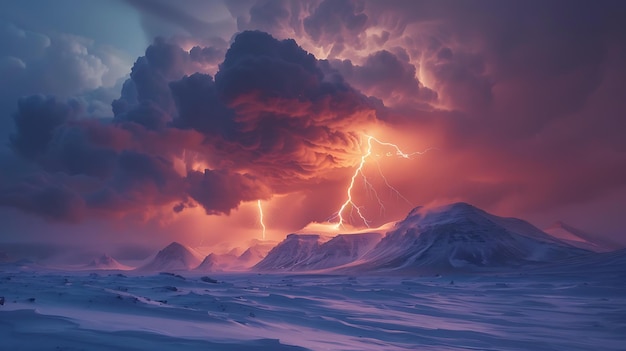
[
  {"x1": 254, "y1": 233, "x2": 382, "y2": 271},
  {"x1": 544, "y1": 221, "x2": 617, "y2": 253},
  {"x1": 254, "y1": 234, "x2": 329, "y2": 271},
  {"x1": 356, "y1": 203, "x2": 588, "y2": 272}
]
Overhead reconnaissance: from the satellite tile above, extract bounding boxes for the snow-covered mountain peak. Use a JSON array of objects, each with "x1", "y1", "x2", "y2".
[
  {"x1": 400, "y1": 202, "x2": 491, "y2": 228},
  {"x1": 356, "y1": 202, "x2": 590, "y2": 272}
]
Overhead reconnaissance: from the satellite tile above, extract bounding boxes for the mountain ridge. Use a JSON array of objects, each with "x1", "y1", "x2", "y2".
[{"x1": 256, "y1": 202, "x2": 590, "y2": 273}]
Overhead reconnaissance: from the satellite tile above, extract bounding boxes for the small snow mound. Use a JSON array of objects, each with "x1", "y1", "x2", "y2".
[
  {"x1": 138, "y1": 242, "x2": 203, "y2": 271},
  {"x1": 196, "y1": 253, "x2": 219, "y2": 271},
  {"x1": 194, "y1": 252, "x2": 238, "y2": 272},
  {"x1": 85, "y1": 254, "x2": 131, "y2": 270}
]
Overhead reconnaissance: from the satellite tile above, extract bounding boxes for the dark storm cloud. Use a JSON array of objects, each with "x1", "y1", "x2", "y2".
[
  {"x1": 2, "y1": 0, "x2": 626, "y2": 244},
  {"x1": 169, "y1": 72, "x2": 235, "y2": 135},
  {"x1": 216, "y1": 31, "x2": 322, "y2": 100},
  {"x1": 325, "y1": 49, "x2": 437, "y2": 108},
  {"x1": 112, "y1": 37, "x2": 187, "y2": 120},
  {"x1": 112, "y1": 37, "x2": 228, "y2": 128},
  {"x1": 187, "y1": 169, "x2": 270, "y2": 215},
  {"x1": 205, "y1": 31, "x2": 374, "y2": 191},
  {"x1": 241, "y1": 0, "x2": 292, "y2": 33},
  {"x1": 10, "y1": 95, "x2": 82, "y2": 159},
  {"x1": 0, "y1": 173, "x2": 86, "y2": 222},
  {"x1": 303, "y1": 0, "x2": 368, "y2": 56},
  {"x1": 4, "y1": 96, "x2": 184, "y2": 220},
  {"x1": 84, "y1": 150, "x2": 185, "y2": 213},
  {"x1": 1, "y1": 31, "x2": 376, "y2": 221}
]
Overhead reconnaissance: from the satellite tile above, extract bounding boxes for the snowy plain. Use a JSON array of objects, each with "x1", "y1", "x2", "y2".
[{"x1": 1, "y1": 264, "x2": 625, "y2": 351}]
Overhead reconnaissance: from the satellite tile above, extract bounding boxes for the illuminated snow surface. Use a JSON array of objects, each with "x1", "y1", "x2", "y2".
[{"x1": 1, "y1": 258, "x2": 625, "y2": 351}]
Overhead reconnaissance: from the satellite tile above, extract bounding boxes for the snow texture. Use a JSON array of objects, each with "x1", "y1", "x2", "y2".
[
  {"x1": 255, "y1": 233, "x2": 382, "y2": 271},
  {"x1": 0, "y1": 257, "x2": 624, "y2": 350}
]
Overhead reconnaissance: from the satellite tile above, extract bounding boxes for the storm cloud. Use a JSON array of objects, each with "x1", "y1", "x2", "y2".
[
  {"x1": 2, "y1": 30, "x2": 376, "y2": 221},
  {"x1": 1, "y1": 0, "x2": 626, "y2": 246}
]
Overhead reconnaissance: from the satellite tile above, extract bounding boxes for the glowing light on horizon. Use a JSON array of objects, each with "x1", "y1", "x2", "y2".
[
  {"x1": 331, "y1": 134, "x2": 433, "y2": 229},
  {"x1": 257, "y1": 200, "x2": 266, "y2": 240}
]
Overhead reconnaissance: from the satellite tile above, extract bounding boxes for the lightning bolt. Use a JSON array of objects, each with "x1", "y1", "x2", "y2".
[
  {"x1": 332, "y1": 134, "x2": 432, "y2": 229},
  {"x1": 257, "y1": 200, "x2": 266, "y2": 240},
  {"x1": 332, "y1": 136, "x2": 373, "y2": 228}
]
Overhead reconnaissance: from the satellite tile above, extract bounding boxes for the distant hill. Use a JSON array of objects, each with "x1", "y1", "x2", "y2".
[
  {"x1": 84, "y1": 254, "x2": 132, "y2": 270},
  {"x1": 196, "y1": 240, "x2": 276, "y2": 272},
  {"x1": 137, "y1": 242, "x2": 203, "y2": 271}
]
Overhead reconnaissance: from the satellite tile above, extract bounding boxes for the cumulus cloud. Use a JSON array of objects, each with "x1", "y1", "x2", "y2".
[
  {"x1": 0, "y1": 23, "x2": 127, "y2": 96},
  {"x1": 1, "y1": 31, "x2": 377, "y2": 221},
  {"x1": 0, "y1": 21, "x2": 131, "y2": 142}
]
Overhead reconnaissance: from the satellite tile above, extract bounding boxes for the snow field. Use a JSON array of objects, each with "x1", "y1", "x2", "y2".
[{"x1": 1, "y1": 269, "x2": 624, "y2": 351}]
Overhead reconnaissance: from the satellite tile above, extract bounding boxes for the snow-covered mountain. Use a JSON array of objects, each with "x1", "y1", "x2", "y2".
[
  {"x1": 256, "y1": 202, "x2": 591, "y2": 273},
  {"x1": 133, "y1": 203, "x2": 610, "y2": 274},
  {"x1": 254, "y1": 234, "x2": 330, "y2": 270},
  {"x1": 84, "y1": 254, "x2": 132, "y2": 270},
  {"x1": 254, "y1": 232, "x2": 382, "y2": 271},
  {"x1": 356, "y1": 203, "x2": 588, "y2": 272},
  {"x1": 543, "y1": 221, "x2": 617, "y2": 253},
  {"x1": 137, "y1": 242, "x2": 203, "y2": 271}
]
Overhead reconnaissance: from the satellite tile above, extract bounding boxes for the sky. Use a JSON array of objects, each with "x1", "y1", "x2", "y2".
[{"x1": 0, "y1": 0, "x2": 625, "y2": 260}]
